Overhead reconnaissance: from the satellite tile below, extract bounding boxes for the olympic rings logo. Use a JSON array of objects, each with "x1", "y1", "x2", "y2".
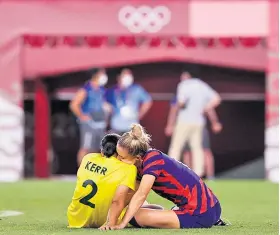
[{"x1": 118, "y1": 5, "x2": 171, "y2": 33}]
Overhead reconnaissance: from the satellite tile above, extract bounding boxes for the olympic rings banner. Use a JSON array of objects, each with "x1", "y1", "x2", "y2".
[
  {"x1": 0, "y1": 1, "x2": 268, "y2": 45},
  {"x1": 118, "y1": 5, "x2": 172, "y2": 34}
]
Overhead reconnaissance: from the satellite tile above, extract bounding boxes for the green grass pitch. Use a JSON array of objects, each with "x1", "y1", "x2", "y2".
[{"x1": 0, "y1": 180, "x2": 278, "y2": 235}]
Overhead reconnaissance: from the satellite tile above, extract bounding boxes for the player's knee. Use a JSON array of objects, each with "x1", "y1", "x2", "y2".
[
  {"x1": 132, "y1": 210, "x2": 150, "y2": 228},
  {"x1": 133, "y1": 210, "x2": 163, "y2": 228}
]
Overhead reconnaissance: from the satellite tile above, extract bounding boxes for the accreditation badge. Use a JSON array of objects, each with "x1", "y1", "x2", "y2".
[{"x1": 120, "y1": 105, "x2": 136, "y2": 120}]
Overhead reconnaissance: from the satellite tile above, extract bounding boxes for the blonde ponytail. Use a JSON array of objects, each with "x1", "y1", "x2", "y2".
[
  {"x1": 130, "y1": 124, "x2": 143, "y2": 138},
  {"x1": 118, "y1": 124, "x2": 151, "y2": 157},
  {"x1": 130, "y1": 124, "x2": 151, "y2": 143}
]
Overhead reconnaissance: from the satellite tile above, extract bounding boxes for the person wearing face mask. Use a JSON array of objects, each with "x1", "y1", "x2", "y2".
[
  {"x1": 106, "y1": 68, "x2": 152, "y2": 135},
  {"x1": 70, "y1": 68, "x2": 112, "y2": 165}
]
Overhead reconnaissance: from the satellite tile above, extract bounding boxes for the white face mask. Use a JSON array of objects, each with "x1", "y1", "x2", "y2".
[
  {"x1": 122, "y1": 74, "x2": 133, "y2": 88},
  {"x1": 99, "y1": 74, "x2": 108, "y2": 86}
]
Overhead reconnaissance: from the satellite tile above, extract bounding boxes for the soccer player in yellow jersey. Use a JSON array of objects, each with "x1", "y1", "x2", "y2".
[{"x1": 67, "y1": 133, "x2": 137, "y2": 228}]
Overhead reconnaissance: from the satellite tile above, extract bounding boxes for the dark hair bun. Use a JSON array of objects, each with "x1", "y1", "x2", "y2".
[
  {"x1": 103, "y1": 142, "x2": 116, "y2": 157},
  {"x1": 101, "y1": 133, "x2": 121, "y2": 158}
]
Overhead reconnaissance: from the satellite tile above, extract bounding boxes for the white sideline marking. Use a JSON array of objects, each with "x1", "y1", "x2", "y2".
[{"x1": 0, "y1": 210, "x2": 23, "y2": 217}]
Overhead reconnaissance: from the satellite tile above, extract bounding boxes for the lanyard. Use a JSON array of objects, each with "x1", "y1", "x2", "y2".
[
  {"x1": 88, "y1": 85, "x2": 104, "y2": 110},
  {"x1": 114, "y1": 87, "x2": 131, "y2": 108}
]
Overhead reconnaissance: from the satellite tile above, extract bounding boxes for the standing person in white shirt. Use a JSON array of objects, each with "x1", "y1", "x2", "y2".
[
  {"x1": 167, "y1": 72, "x2": 221, "y2": 177},
  {"x1": 165, "y1": 96, "x2": 223, "y2": 179}
]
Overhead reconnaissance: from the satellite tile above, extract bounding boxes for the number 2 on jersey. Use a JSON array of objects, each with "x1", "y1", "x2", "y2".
[{"x1": 79, "y1": 180, "x2": 98, "y2": 208}]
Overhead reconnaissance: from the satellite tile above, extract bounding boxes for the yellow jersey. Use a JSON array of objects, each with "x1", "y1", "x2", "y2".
[{"x1": 67, "y1": 153, "x2": 137, "y2": 228}]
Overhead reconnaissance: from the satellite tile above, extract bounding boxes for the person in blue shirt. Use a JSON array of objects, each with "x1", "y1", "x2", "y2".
[
  {"x1": 106, "y1": 68, "x2": 152, "y2": 134},
  {"x1": 70, "y1": 68, "x2": 112, "y2": 165}
]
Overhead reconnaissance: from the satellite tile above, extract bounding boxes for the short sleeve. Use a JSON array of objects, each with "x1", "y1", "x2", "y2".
[
  {"x1": 201, "y1": 82, "x2": 218, "y2": 100},
  {"x1": 120, "y1": 165, "x2": 137, "y2": 191},
  {"x1": 82, "y1": 82, "x2": 91, "y2": 93},
  {"x1": 137, "y1": 85, "x2": 152, "y2": 103},
  {"x1": 142, "y1": 151, "x2": 165, "y2": 179},
  {"x1": 176, "y1": 81, "x2": 187, "y2": 104}
]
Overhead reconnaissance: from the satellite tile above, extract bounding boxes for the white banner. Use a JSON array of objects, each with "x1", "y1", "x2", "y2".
[
  {"x1": 265, "y1": 0, "x2": 279, "y2": 183},
  {"x1": 265, "y1": 126, "x2": 279, "y2": 183},
  {"x1": 0, "y1": 96, "x2": 23, "y2": 182}
]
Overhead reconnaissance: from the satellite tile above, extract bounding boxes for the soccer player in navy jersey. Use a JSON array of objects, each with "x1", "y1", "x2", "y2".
[{"x1": 108, "y1": 124, "x2": 226, "y2": 230}]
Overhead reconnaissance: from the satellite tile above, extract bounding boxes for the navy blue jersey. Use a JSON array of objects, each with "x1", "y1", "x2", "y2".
[{"x1": 137, "y1": 149, "x2": 218, "y2": 215}]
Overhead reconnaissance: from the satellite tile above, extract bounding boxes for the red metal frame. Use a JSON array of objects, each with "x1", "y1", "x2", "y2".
[{"x1": 34, "y1": 79, "x2": 50, "y2": 178}]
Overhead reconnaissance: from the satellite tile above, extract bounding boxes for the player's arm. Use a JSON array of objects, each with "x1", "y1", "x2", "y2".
[
  {"x1": 100, "y1": 166, "x2": 137, "y2": 230},
  {"x1": 126, "y1": 180, "x2": 156, "y2": 208},
  {"x1": 69, "y1": 88, "x2": 90, "y2": 121},
  {"x1": 115, "y1": 174, "x2": 155, "y2": 229},
  {"x1": 125, "y1": 180, "x2": 139, "y2": 201},
  {"x1": 105, "y1": 185, "x2": 132, "y2": 227},
  {"x1": 114, "y1": 153, "x2": 163, "y2": 229}
]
